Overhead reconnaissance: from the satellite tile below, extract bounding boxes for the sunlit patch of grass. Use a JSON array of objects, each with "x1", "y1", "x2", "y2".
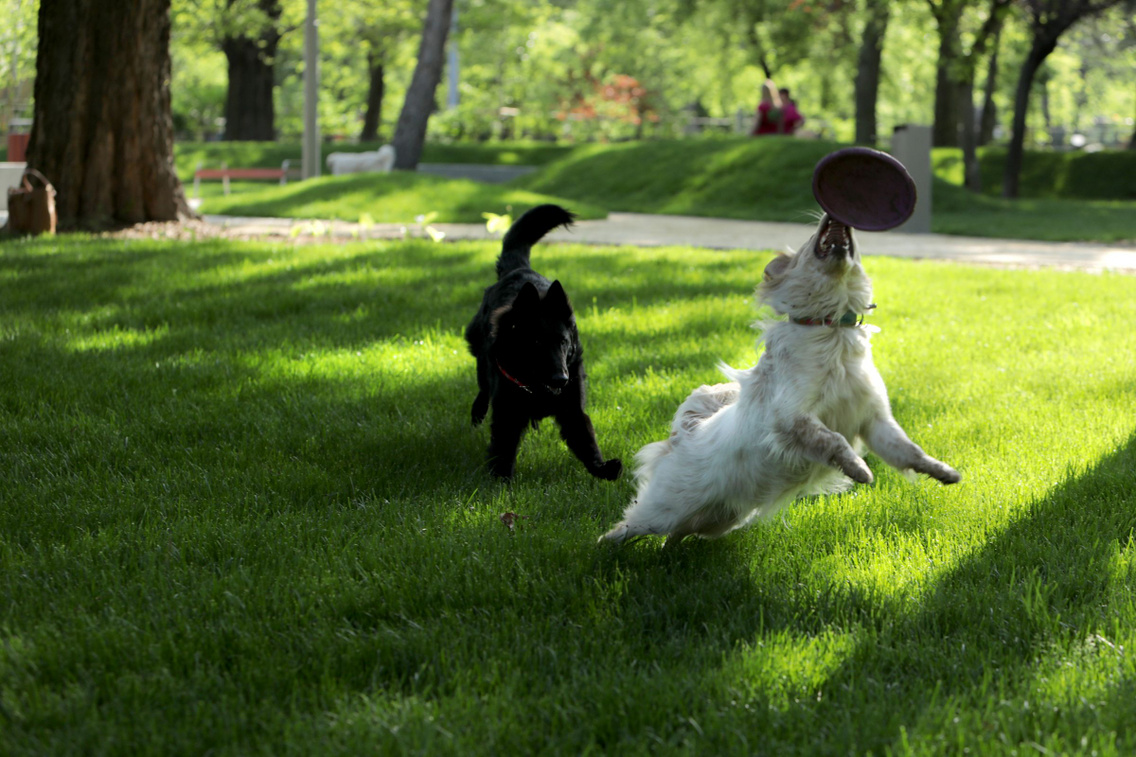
[
  {"x1": 1, "y1": 234, "x2": 1134, "y2": 754},
  {"x1": 195, "y1": 171, "x2": 606, "y2": 224}
]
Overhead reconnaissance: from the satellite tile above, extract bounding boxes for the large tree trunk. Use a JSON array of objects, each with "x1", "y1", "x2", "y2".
[
  {"x1": 221, "y1": 0, "x2": 280, "y2": 141},
  {"x1": 391, "y1": 0, "x2": 454, "y2": 170},
  {"x1": 854, "y1": 0, "x2": 889, "y2": 146},
  {"x1": 359, "y1": 54, "x2": 385, "y2": 143},
  {"x1": 1002, "y1": 42, "x2": 1054, "y2": 198},
  {"x1": 26, "y1": 0, "x2": 191, "y2": 228}
]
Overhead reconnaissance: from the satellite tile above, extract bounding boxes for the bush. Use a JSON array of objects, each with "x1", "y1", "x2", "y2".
[{"x1": 933, "y1": 147, "x2": 1136, "y2": 200}]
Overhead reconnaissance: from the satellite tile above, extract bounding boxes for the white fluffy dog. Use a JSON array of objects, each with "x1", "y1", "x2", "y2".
[
  {"x1": 601, "y1": 213, "x2": 960, "y2": 545},
  {"x1": 326, "y1": 144, "x2": 396, "y2": 175}
]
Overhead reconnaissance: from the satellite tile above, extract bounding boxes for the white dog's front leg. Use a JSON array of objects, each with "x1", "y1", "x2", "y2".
[
  {"x1": 864, "y1": 416, "x2": 961, "y2": 484},
  {"x1": 780, "y1": 414, "x2": 873, "y2": 484}
]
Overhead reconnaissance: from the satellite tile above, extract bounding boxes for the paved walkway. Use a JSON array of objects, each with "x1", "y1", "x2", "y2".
[
  {"x1": 201, "y1": 212, "x2": 1136, "y2": 273},
  {"x1": 3, "y1": 207, "x2": 1132, "y2": 272}
]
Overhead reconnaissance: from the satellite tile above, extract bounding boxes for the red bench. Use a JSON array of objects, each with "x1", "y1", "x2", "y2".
[{"x1": 192, "y1": 160, "x2": 302, "y2": 197}]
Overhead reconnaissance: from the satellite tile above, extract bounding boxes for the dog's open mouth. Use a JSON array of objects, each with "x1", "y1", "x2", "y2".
[{"x1": 816, "y1": 217, "x2": 852, "y2": 260}]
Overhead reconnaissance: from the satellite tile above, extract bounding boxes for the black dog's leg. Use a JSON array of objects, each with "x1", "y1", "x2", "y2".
[
  {"x1": 472, "y1": 357, "x2": 491, "y2": 426},
  {"x1": 487, "y1": 404, "x2": 529, "y2": 479},
  {"x1": 555, "y1": 406, "x2": 622, "y2": 481}
]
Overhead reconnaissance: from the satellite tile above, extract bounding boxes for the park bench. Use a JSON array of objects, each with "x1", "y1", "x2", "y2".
[{"x1": 192, "y1": 160, "x2": 302, "y2": 197}]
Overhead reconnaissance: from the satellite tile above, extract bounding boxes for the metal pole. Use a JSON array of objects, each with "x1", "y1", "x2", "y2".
[{"x1": 302, "y1": 0, "x2": 320, "y2": 179}]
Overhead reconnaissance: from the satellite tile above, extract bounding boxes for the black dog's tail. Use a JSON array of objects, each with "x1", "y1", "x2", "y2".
[{"x1": 495, "y1": 204, "x2": 575, "y2": 278}]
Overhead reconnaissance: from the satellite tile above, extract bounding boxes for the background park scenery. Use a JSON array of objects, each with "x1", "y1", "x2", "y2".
[{"x1": 2, "y1": 0, "x2": 1136, "y2": 754}]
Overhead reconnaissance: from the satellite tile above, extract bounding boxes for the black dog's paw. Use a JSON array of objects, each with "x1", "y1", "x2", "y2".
[
  {"x1": 471, "y1": 396, "x2": 489, "y2": 426},
  {"x1": 594, "y1": 458, "x2": 623, "y2": 481}
]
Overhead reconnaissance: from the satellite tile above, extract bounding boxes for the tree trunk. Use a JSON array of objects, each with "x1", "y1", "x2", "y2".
[
  {"x1": 1003, "y1": 42, "x2": 1054, "y2": 198},
  {"x1": 359, "y1": 54, "x2": 385, "y2": 143},
  {"x1": 978, "y1": 23, "x2": 1002, "y2": 146},
  {"x1": 25, "y1": 0, "x2": 191, "y2": 228},
  {"x1": 221, "y1": 0, "x2": 280, "y2": 141},
  {"x1": 959, "y1": 80, "x2": 981, "y2": 192},
  {"x1": 931, "y1": 11, "x2": 962, "y2": 147},
  {"x1": 391, "y1": 0, "x2": 453, "y2": 170},
  {"x1": 854, "y1": 0, "x2": 889, "y2": 146}
]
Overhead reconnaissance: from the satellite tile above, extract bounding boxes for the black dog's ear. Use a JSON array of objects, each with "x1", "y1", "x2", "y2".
[
  {"x1": 514, "y1": 281, "x2": 542, "y2": 313},
  {"x1": 543, "y1": 280, "x2": 573, "y2": 319}
]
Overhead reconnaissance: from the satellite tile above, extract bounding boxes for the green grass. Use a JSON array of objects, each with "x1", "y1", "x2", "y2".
[
  {"x1": 194, "y1": 171, "x2": 607, "y2": 224},
  {"x1": 933, "y1": 146, "x2": 1136, "y2": 200},
  {"x1": 2, "y1": 234, "x2": 1134, "y2": 755},
  {"x1": 178, "y1": 138, "x2": 1135, "y2": 242},
  {"x1": 517, "y1": 138, "x2": 1136, "y2": 243},
  {"x1": 175, "y1": 140, "x2": 577, "y2": 181}
]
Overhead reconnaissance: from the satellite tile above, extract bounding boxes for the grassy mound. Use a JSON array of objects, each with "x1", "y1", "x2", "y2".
[{"x1": 196, "y1": 171, "x2": 606, "y2": 224}]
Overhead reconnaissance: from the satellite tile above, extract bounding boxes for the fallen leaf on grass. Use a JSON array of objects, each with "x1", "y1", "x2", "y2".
[{"x1": 499, "y1": 512, "x2": 530, "y2": 532}]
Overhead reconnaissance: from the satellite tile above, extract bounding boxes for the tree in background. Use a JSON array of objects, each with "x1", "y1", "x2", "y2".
[
  {"x1": 220, "y1": 0, "x2": 285, "y2": 140},
  {"x1": 977, "y1": 18, "x2": 1004, "y2": 145},
  {"x1": 27, "y1": 0, "x2": 191, "y2": 227},
  {"x1": 956, "y1": 0, "x2": 1012, "y2": 191},
  {"x1": 392, "y1": 0, "x2": 454, "y2": 169},
  {"x1": 1002, "y1": 0, "x2": 1128, "y2": 197},
  {"x1": 854, "y1": 0, "x2": 890, "y2": 145},
  {"x1": 320, "y1": 0, "x2": 419, "y2": 143},
  {"x1": 0, "y1": 0, "x2": 38, "y2": 137}
]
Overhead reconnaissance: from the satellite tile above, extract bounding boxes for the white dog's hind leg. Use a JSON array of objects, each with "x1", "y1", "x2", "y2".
[{"x1": 864, "y1": 417, "x2": 960, "y2": 484}]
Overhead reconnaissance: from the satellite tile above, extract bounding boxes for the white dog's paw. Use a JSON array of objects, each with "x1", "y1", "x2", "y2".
[
  {"x1": 599, "y1": 522, "x2": 656, "y2": 545},
  {"x1": 844, "y1": 457, "x2": 874, "y2": 484}
]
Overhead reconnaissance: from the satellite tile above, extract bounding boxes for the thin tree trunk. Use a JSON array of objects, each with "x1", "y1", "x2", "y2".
[
  {"x1": 391, "y1": 0, "x2": 453, "y2": 170},
  {"x1": 978, "y1": 23, "x2": 1002, "y2": 145},
  {"x1": 854, "y1": 0, "x2": 889, "y2": 146},
  {"x1": 960, "y1": 80, "x2": 981, "y2": 191},
  {"x1": 26, "y1": 0, "x2": 191, "y2": 228},
  {"x1": 931, "y1": 11, "x2": 962, "y2": 147},
  {"x1": 221, "y1": 0, "x2": 280, "y2": 141},
  {"x1": 359, "y1": 54, "x2": 384, "y2": 142},
  {"x1": 1003, "y1": 42, "x2": 1054, "y2": 198}
]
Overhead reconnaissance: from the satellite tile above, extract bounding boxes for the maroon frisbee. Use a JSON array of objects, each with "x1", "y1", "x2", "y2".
[{"x1": 812, "y1": 147, "x2": 917, "y2": 231}]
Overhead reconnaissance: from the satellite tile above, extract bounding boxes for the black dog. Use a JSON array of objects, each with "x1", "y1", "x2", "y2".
[{"x1": 464, "y1": 204, "x2": 622, "y2": 481}]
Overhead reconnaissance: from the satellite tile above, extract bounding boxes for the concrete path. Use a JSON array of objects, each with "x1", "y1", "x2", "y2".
[
  {"x1": 3, "y1": 207, "x2": 1132, "y2": 273},
  {"x1": 200, "y1": 211, "x2": 1136, "y2": 273}
]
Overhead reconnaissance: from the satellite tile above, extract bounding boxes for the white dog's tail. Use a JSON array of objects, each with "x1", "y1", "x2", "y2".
[{"x1": 633, "y1": 439, "x2": 671, "y2": 484}]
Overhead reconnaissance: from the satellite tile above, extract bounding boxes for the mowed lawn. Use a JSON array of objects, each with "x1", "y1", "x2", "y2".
[{"x1": 1, "y1": 233, "x2": 1134, "y2": 755}]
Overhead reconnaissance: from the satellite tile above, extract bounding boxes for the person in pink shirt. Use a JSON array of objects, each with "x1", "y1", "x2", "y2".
[{"x1": 751, "y1": 80, "x2": 804, "y2": 136}]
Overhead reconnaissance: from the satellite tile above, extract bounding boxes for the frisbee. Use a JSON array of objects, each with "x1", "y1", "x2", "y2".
[{"x1": 811, "y1": 147, "x2": 917, "y2": 231}]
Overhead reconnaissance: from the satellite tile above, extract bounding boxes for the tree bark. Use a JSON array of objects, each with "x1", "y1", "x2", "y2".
[
  {"x1": 26, "y1": 0, "x2": 191, "y2": 228},
  {"x1": 978, "y1": 22, "x2": 1002, "y2": 146},
  {"x1": 392, "y1": 0, "x2": 453, "y2": 170},
  {"x1": 1002, "y1": 42, "x2": 1054, "y2": 198},
  {"x1": 221, "y1": 0, "x2": 280, "y2": 141},
  {"x1": 359, "y1": 54, "x2": 385, "y2": 143},
  {"x1": 854, "y1": 0, "x2": 889, "y2": 146},
  {"x1": 959, "y1": 80, "x2": 982, "y2": 191},
  {"x1": 931, "y1": 6, "x2": 962, "y2": 147}
]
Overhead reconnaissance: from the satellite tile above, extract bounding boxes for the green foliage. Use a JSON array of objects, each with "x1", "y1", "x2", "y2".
[
  {"x1": 1, "y1": 234, "x2": 1135, "y2": 754},
  {"x1": 0, "y1": 0, "x2": 38, "y2": 132}
]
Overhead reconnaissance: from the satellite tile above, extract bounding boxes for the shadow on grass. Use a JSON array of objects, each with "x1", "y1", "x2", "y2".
[{"x1": 589, "y1": 430, "x2": 1136, "y2": 752}]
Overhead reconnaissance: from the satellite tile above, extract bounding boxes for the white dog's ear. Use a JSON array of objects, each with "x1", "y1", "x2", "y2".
[{"x1": 763, "y1": 254, "x2": 792, "y2": 282}]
